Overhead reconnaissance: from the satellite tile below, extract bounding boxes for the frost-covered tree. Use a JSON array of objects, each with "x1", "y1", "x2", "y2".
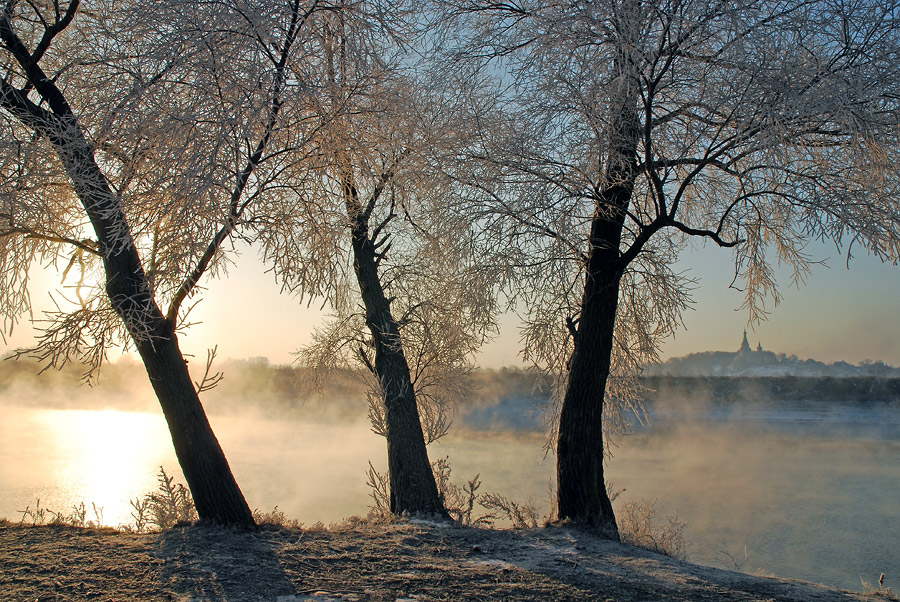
[
  {"x1": 261, "y1": 13, "x2": 497, "y2": 516},
  {"x1": 0, "y1": 0, "x2": 339, "y2": 524},
  {"x1": 443, "y1": 0, "x2": 900, "y2": 533}
]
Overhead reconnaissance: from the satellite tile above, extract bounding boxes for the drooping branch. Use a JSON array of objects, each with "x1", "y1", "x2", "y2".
[{"x1": 0, "y1": 224, "x2": 100, "y2": 256}]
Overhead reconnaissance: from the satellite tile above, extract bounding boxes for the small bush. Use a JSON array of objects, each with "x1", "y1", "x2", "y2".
[
  {"x1": 253, "y1": 506, "x2": 302, "y2": 528},
  {"x1": 129, "y1": 466, "x2": 197, "y2": 532},
  {"x1": 617, "y1": 499, "x2": 687, "y2": 559},
  {"x1": 479, "y1": 493, "x2": 540, "y2": 529}
]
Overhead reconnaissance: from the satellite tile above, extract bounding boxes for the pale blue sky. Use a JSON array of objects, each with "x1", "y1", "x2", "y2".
[
  {"x1": 660, "y1": 242, "x2": 900, "y2": 366},
  {"x1": 3, "y1": 241, "x2": 899, "y2": 369}
]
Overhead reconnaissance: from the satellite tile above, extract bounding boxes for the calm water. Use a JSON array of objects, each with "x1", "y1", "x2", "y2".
[{"x1": 1, "y1": 401, "x2": 897, "y2": 591}]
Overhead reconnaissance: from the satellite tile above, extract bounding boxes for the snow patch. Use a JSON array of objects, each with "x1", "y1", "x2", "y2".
[{"x1": 408, "y1": 518, "x2": 452, "y2": 529}]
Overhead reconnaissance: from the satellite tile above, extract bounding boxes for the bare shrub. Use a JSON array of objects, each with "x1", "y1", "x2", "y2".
[
  {"x1": 129, "y1": 466, "x2": 198, "y2": 532},
  {"x1": 860, "y1": 576, "x2": 896, "y2": 600},
  {"x1": 718, "y1": 545, "x2": 751, "y2": 572},
  {"x1": 129, "y1": 497, "x2": 151, "y2": 533},
  {"x1": 365, "y1": 462, "x2": 391, "y2": 519},
  {"x1": 432, "y1": 457, "x2": 489, "y2": 526},
  {"x1": 617, "y1": 499, "x2": 686, "y2": 559},
  {"x1": 479, "y1": 493, "x2": 540, "y2": 529},
  {"x1": 435, "y1": 457, "x2": 544, "y2": 528}
]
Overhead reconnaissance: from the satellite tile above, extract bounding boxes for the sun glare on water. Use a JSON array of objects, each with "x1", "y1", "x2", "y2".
[{"x1": 33, "y1": 408, "x2": 176, "y2": 526}]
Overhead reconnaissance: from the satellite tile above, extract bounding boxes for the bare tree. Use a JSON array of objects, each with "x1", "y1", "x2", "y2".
[
  {"x1": 263, "y1": 14, "x2": 497, "y2": 516},
  {"x1": 442, "y1": 0, "x2": 900, "y2": 534},
  {"x1": 0, "y1": 0, "x2": 335, "y2": 524}
]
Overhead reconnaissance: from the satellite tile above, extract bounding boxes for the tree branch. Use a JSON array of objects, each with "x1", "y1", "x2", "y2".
[
  {"x1": 166, "y1": 0, "x2": 310, "y2": 323},
  {"x1": 0, "y1": 224, "x2": 100, "y2": 255}
]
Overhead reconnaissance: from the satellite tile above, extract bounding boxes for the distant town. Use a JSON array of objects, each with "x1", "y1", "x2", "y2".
[{"x1": 649, "y1": 331, "x2": 900, "y2": 378}]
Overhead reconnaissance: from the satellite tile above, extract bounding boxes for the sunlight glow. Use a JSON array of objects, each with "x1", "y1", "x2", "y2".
[{"x1": 35, "y1": 409, "x2": 175, "y2": 526}]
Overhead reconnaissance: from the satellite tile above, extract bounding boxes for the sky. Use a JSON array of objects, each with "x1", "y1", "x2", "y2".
[{"x1": 2, "y1": 240, "x2": 900, "y2": 369}]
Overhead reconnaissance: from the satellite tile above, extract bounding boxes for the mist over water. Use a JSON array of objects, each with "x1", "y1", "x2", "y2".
[
  {"x1": 1, "y1": 363, "x2": 897, "y2": 592},
  {"x1": 609, "y1": 422, "x2": 900, "y2": 590}
]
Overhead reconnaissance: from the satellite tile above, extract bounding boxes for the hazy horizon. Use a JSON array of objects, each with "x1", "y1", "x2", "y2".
[{"x1": 2, "y1": 240, "x2": 899, "y2": 370}]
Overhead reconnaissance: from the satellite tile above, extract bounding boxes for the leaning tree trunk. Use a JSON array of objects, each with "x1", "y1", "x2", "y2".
[
  {"x1": 132, "y1": 318, "x2": 256, "y2": 525},
  {"x1": 350, "y1": 220, "x2": 447, "y2": 517},
  {"x1": 555, "y1": 216, "x2": 624, "y2": 535},
  {"x1": 28, "y1": 109, "x2": 255, "y2": 527},
  {"x1": 69, "y1": 130, "x2": 254, "y2": 526}
]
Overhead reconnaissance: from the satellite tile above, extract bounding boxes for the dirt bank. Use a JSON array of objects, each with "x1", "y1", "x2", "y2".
[{"x1": 0, "y1": 518, "x2": 894, "y2": 601}]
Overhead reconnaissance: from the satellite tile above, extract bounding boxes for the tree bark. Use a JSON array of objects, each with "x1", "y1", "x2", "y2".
[
  {"x1": 350, "y1": 218, "x2": 447, "y2": 517},
  {"x1": 0, "y1": 83, "x2": 255, "y2": 526},
  {"x1": 555, "y1": 212, "x2": 625, "y2": 535},
  {"x1": 555, "y1": 45, "x2": 640, "y2": 533}
]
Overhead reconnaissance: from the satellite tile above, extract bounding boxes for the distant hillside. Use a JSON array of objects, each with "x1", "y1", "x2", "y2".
[
  {"x1": 4, "y1": 352, "x2": 898, "y2": 417},
  {"x1": 640, "y1": 375, "x2": 900, "y2": 405},
  {"x1": 650, "y1": 331, "x2": 900, "y2": 377}
]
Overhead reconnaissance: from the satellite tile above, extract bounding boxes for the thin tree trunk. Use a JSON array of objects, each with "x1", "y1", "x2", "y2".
[
  {"x1": 321, "y1": 11, "x2": 444, "y2": 516},
  {"x1": 4, "y1": 101, "x2": 257, "y2": 526},
  {"x1": 350, "y1": 220, "x2": 447, "y2": 517}
]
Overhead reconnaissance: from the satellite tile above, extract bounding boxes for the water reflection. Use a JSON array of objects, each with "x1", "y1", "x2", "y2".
[
  {"x1": 1, "y1": 404, "x2": 897, "y2": 592},
  {"x1": 1, "y1": 408, "x2": 174, "y2": 526}
]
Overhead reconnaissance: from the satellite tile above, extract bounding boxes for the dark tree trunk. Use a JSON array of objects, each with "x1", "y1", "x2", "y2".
[
  {"x1": 134, "y1": 323, "x2": 256, "y2": 525},
  {"x1": 72, "y1": 132, "x2": 255, "y2": 526},
  {"x1": 555, "y1": 216, "x2": 624, "y2": 535},
  {"x1": 350, "y1": 218, "x2": 447, "y2": 517},
  {"x1": 0, "y1": 83, "x2": 256, "y2": 525},
  {"x1": 555, "y1": 53, "x2": 640, "y2": 534}
]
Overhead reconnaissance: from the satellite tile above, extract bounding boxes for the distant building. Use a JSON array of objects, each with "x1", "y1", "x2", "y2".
[
  {"x1": 739, "y1": 330, "x2": 752, "y2": 355},
  {"x1": 650, "y1": 329, "x2": 900, "y2": 377}
]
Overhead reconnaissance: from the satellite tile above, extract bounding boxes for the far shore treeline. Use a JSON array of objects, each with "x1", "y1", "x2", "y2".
[{"x1": 4, "y1": 354, "x2": 898, "y2": 416}]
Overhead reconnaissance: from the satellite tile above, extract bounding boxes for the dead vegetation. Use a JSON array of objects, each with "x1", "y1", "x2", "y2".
[{"x1": 0, "y1": 518, "x2": 886, "y2": 602}]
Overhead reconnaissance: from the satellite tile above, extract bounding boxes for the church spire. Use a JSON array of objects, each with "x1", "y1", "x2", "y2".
[{"x1": 739, "y1": 330, "x2": 751, "y2": 354}]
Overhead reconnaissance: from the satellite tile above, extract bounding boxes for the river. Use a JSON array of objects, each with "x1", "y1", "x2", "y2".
[{"x1": 1, "y1": 399, "x2": 897, "y2": 592}]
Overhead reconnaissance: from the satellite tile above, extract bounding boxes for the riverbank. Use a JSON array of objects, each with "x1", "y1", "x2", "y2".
[{"x1": 1, "y1": 518, "x2": 894, "y2": 601}]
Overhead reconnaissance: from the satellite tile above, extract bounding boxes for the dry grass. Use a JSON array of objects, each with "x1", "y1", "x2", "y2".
[
  {"x1": 17, "y1": 499, "x2": 106, "y2": 529},
  {"x1": 617, "y1": 499, "x2": 687, "y2": 559}
]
